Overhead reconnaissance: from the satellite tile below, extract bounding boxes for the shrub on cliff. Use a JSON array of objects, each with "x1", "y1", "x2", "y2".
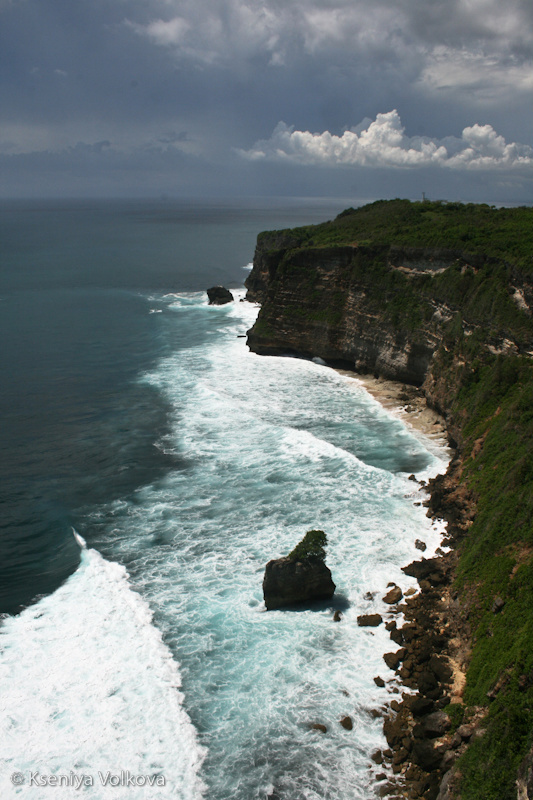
[{"x1": 288, "y1": 530, "x2": 327, "y2": 561}]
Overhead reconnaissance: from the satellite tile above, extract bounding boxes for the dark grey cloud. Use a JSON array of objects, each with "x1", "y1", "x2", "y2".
[{"x1": 1, "y1": 0, "x2": 531, "y2": 199}]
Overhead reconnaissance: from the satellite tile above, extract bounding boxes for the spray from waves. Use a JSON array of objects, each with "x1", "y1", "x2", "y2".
[
  {"x1": 76, "y1": 288, "x2": 450, "y2": 800},
  {"x1": 0, "y1": 531, "x2": 206, "y2": 800}
]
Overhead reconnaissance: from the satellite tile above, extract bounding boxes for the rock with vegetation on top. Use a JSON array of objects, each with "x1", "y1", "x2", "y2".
[
  {"x1": 263, "y1": 530, "x2": 336, "y2": 610},
  {"x1": 207, "y1": 286, "x2": 234, "y2": 305}
]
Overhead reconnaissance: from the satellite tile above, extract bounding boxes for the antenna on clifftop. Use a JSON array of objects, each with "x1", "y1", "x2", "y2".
[{"x1": 422, "y1": 191, "x2": 427, "y2": 202}]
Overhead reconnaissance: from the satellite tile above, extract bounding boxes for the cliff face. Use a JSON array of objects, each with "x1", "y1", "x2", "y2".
[
  {"x1": 246, "y1": 235, "x2": 531, "y2": 416},
  {"x1": 247, "y1": 242, "x2": 436, "y2": 385},
  {"x1": 244, "y1": 201, "x2": 533, "y2": 800}
]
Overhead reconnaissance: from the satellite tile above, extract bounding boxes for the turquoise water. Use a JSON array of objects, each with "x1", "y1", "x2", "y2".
[{"x1": 0, "y1": 201, "x2": 448, "y2": 799}]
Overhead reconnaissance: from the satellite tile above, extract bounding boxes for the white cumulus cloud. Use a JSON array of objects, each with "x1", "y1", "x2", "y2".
[{"x1": 238, "y1": 110, "x2": 533, "y2": 171}]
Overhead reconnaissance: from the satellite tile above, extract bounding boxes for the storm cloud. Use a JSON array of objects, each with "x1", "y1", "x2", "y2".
[{"x1": 1, "y1": 0, "x2": 532, "y2": 200}]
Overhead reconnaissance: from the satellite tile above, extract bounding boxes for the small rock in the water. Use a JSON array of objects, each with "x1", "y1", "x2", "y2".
[
  {"x1": 333, "y1": 610, "x2": 342, "y2": 622},
  {"x1": 405, "y1": 587, "x2": 417, "y2": 597},
  {"x1": 415, "y1": 539, "x2": 427, "y2": 551},
  {"x1": 383, "y1": 649, "x2": 406, "y2": 670},
  {"x1": 263, "y1": 530, "x2": 335, "y2": 610},
  {"x1": 310, "y1": 723, "x2": 327, "y2": 733},
  {"x1": 340, "y1": 716, "x2": 353, "y2": 730},
  {"x1": 382, "y1": 586, "x2": 403, "y2": 604},
  {"x1": 207, "y1": 286, "x2": 234, "y2": 305},
  {"x1": 357, "y1": 613, "x2": 383, "y2": 627},
  {"x1": 374, "y1": 676, "x2": 386, "y2": 688}
]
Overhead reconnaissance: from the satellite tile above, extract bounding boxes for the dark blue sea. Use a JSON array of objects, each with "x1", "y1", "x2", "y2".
[{"x1": 0, "y1": 198, "x2": 448, "y2": 799}]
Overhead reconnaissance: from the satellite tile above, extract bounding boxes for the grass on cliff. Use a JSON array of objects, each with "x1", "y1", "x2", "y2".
[
  {"x1": 258, "y1": 200, "x2": 533, "y2": 347},
  {"x1": 264, "y1": 199, "x2": 533, "y2": 275},
  {"x1": 440, "y1": 344, "x2": 533, "y2": 800}
]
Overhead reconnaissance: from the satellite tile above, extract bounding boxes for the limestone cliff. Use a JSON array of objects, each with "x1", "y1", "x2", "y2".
[
  {"x1": 245, "y1": 200, "x2": 533, "y2": 800},
  {"x1": 247, "y1": 241, "x2": 457, "y2": 386},
  {"x1": 245, "y1": 215, "x2": 533, "y2": 446}
]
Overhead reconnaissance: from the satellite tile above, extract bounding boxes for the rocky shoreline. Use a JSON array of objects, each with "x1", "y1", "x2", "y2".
[{"x1": 370, "y1": 408, "x2": 477, "y2": 800}]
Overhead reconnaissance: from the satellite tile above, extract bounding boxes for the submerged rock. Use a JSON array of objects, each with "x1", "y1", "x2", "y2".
[
  {"x1": 310, "y1": 723, "x2": 328, "y2": 733},
  {"x1": 207, "y1": 286, "x2": 234, "y2": 305}
]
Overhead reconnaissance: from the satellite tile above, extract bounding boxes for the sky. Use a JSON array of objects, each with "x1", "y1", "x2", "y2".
[{"x1": 1, "y1": 0, "x2": 532, "y2": 202}]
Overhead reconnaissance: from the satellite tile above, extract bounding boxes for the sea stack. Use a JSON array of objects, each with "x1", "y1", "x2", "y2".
[
  {"x1": 263, "y1": 530, "x2": 336, "y2": 610},
  {"x1": 207, "y1": 286, "x2": 234, "y2": 305}
]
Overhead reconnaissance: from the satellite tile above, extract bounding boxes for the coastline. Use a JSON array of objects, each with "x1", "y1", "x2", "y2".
[
  {"x1": 312, "y1": 362, "x2": 467, "y2": 797},
  {"x1": 245, "y1": 199, "x2": 533, "y2": 799},
  {"x1": 249, "y1": 324, "x2": 470, "y2": 797},
  {"x1": 337, "y1": 371, "x2": 448, "y2": 444},
  {"x1": 351, "y1": 374, "x2": 471, "y2": 800},
  {"x1": 333, "y1": 364, "x2": 468, "y2": 799}
]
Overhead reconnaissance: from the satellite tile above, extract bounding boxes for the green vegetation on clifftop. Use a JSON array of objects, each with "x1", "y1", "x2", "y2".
[{"x1": 260, "y1": 198, "x2": 533, "y2": 273}]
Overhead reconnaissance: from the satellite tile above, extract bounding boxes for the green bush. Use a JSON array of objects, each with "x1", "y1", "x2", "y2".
[{"x1": 288, "y1": 530, "x2": 328, "y2": 561}]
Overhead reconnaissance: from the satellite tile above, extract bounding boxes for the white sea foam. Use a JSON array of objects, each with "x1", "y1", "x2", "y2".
[
  {"x1": 0, "y1": 545, "x2": 206, "y2": 800},
  {"x1": 1, "y1": 288, "x2": 449, "y2": 800},
  {"x1": 98, "y1": 291, "x2": 450, "y2": 799}
]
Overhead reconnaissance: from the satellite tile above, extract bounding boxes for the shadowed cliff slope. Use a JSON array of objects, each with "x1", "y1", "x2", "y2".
[{"x1": 245, "y1": 199, "x2": 533, "y2": 800}]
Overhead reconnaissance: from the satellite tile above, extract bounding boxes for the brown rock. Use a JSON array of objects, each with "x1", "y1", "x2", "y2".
[
  {"x1": 384, "y1": 714, "x2": 408, "y2": 748},
  {"x1": 263, "y1": 555, "x2": 335, "y2": 610},
  {"x1": 429, "y1": 655, "x2": 453, "y2": 683},
  {"x1": 457, "y1": 724, "x2": 473, "y2": 741},
  {"x1": 422, "y1": 711, "x2": 451, "y2": 738},
  {"x1": 207, "y1": 286, "x2": 234, "y2": 305},
  {"x1": 340, "y1": 715, "x2": 353, "y2": 730},
  {"x1": 411, "y1": 740, "x2": 442, "y2": 771},
  {"x1": 384, "y1": 649, "x2": 407, "y2": 670},
  {"x1": 357, "y1": 613, "x2": 383, "y2": 627},
  {"x1": 310, "y1": 723, "x2": 327, "y2": 733},
  {"x1": 492, "y1": 596, "x2": 505, "y2": 613},
  {"x1": 383, "y1": 586, "x2": 403, "y2": 604},
  {"x1": 410, "y1": 696, "x2": 435, "y2": 717}
]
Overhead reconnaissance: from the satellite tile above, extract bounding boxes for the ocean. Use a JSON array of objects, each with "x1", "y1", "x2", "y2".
[{"x1": 0, "y1": 198, "x2": 448, "y2": 799}]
